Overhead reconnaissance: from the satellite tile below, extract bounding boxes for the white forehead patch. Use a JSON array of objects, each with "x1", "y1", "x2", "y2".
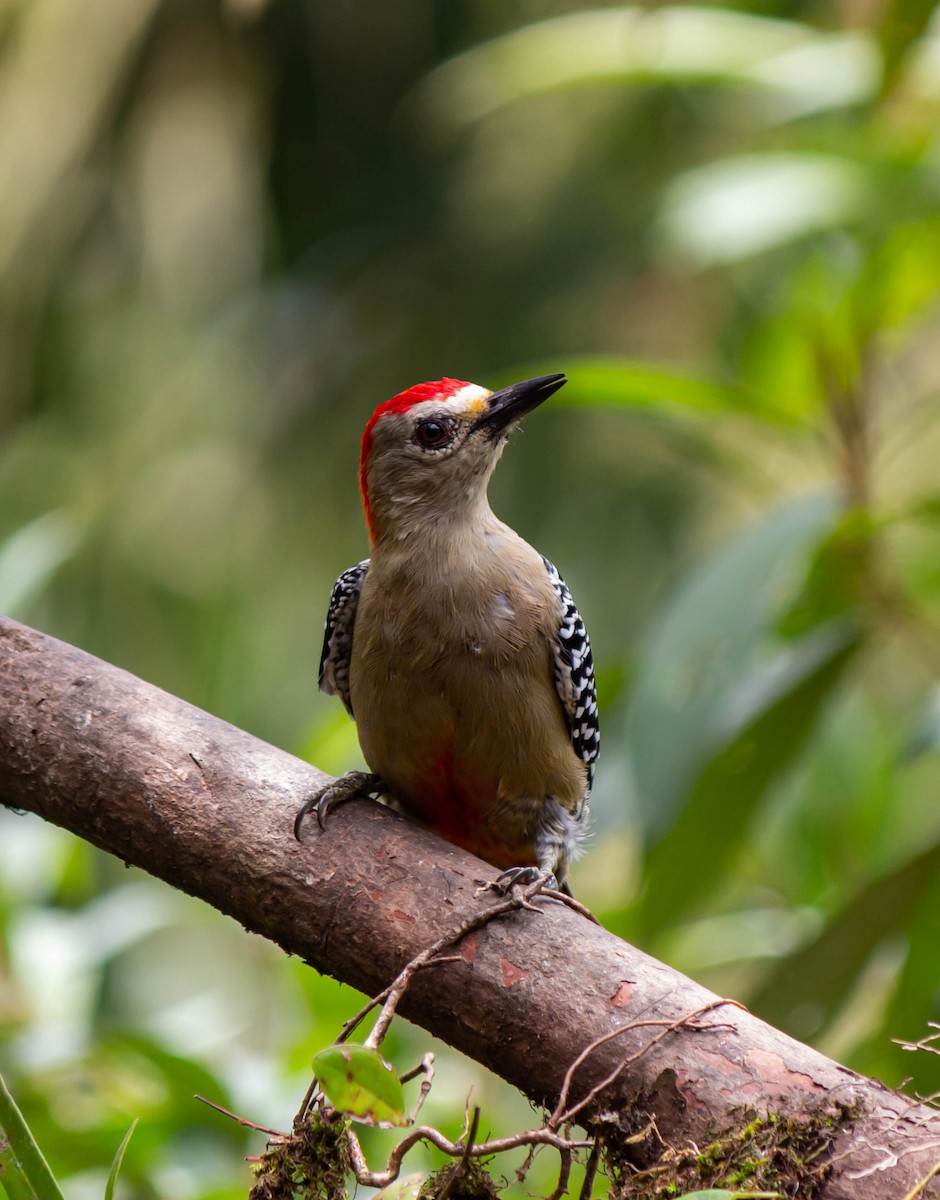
[
  {"x1": 401, "y1": 384, "x2": 492, "y2": 422},
  {"x1": 445, "y1": 383, "x2": 491, "y2": 408}
]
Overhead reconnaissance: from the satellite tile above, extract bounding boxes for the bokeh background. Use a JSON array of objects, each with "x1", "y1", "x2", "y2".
[{"x1": 2, "y1": 0, "x2": 940, "y2": 1195}]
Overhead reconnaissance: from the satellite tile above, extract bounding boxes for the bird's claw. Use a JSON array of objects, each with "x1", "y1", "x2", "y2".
[
  {"x1": 478, "y1": 866, "x2": 562, "y2": 897},
  {"x1": 294, "y1": 771, "x2": 384, "y2": 841}
]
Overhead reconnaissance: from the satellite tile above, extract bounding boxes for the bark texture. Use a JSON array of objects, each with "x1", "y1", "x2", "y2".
[{"x1": 0, "y1": 616, "x2": 938, "y2": 1199}]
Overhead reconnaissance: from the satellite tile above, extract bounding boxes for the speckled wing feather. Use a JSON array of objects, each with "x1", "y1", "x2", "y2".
[
  {"x1": 319, "y1": 559, "x2": 370, "y2": 717},
  {"x1": 542, "y1": 556, "x2": 600, "y2": 792}
]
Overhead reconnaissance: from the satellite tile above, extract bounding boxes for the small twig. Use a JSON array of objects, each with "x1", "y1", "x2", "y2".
[
  {"x1": 534, "y1": 885, "x2": 601, "y2": 926},
  {"x1": 436, "y1": 1106, "x2": 481, "y2": 1200},
  {"x1": 345, "y1": 1121, "x2": 592, "y2": 1188},
  {"x1": 292, "y1": 1075, "x2": 321, "y2": 1128},
  {"x1": 464, "y1": 1106, "x2": 481, "y2": 1158},
  {"x1": 545, "y1": 1142, "x2": 574, "y2": 1200},
  {"x1": 902, "y1": 1156, "x2": 940, "y2": 1200},
  {"x1": 338, "y1": 878, "x2": 561, "y2": 1051},
  {"x1": 549, "y1": 999, "x2": 741, "y2": 1129},
  {"x1": 402, "y1": 1052, "x2": 436, "y2": 1125},
  {"x1": 335, "y1": 956, "x2": 462, "y2": 1045},
  {"x1": 338, "y1": 988, "x2": 391, "y2": 1043},
  {"x1": 578, "y1": 1137, "x2": 601, "y2": 1200},
  {"x1": 461, "y1": 1089, "x2": 475, "y2": 1138},
  {"x1": 515, "y1": 1142, "x2": 538, "y2": 1184},
  {"x1": 895, "y1": 1027, "x2": 940, "y2": 1059},
  {"x1": 194, "y1": 1094, "x2": 285, "y2": 1138},
  {"x1": 399, "y1": 1052, "x2": 434, "y2": 1085},
  {"x1": 557, "y1": 893, "x2": 601, "y2": 925},
  {"x1": 365, "y1": 958, "x2": 462, "y2": 1050}
]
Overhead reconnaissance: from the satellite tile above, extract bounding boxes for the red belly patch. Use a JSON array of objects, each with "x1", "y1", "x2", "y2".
[{"x1": 397, "y1": 746, "x2": 535, "y2": 869}]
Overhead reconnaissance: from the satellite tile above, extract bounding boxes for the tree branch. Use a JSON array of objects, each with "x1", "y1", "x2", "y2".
[{"x1": 0, "y1": 616, "x2": 938, "y2": 1199}]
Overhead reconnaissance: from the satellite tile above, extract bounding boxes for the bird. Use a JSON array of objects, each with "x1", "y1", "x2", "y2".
[{"x1": 294, "y1": 374, "x2": 599, "y2": 893}]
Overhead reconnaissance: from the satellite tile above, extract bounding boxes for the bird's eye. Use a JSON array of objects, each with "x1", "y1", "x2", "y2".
[{"x1": 415, "y1": 418, "x2": 454, "y2": 449}]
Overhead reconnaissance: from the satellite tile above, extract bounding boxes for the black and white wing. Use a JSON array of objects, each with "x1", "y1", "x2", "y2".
[
  {"x1": 318, "y1": 559, "x2": 370, "y2": 717},
  {"x1": 542, "y1": 556, "x2": 600, "y2": 792}
]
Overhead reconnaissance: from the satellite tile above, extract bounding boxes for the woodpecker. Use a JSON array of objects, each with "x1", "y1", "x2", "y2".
[{"x1": 295, "y1": 374, "x2": 599, "y2": 892}]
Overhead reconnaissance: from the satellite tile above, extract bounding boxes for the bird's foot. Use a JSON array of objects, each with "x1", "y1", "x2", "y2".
[
  {"x1": 479, "y1": 865, "x2": 563, "y2": 897},
  {"x1": 477, "y1": 866, "x2": 599, "y2": 922},
  {"x1": 294, "y1": 771, "x2": 385, "y2": 840}
]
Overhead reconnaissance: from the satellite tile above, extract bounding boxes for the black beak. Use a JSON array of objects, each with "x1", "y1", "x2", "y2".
[{"x1": 472, "y1": 373, "x2": 567, "y2": 438}]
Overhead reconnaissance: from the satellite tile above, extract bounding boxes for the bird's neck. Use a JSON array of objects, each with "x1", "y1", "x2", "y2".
[{"x1": 368, "y1": 493, "x2": 504, "y2": 559}]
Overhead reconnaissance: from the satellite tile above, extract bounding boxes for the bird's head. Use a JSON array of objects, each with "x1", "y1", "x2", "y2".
[{"x1": 359, "y1": 373, "x2": 567, "y2": 544}]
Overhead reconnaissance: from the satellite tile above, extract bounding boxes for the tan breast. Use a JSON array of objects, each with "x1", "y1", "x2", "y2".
[{"x1": 348, "y1": 522, "x2": 586, "y2": 864}]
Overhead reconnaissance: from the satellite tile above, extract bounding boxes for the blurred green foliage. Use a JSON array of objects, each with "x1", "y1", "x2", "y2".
[{"x1": 2, "y1": 0, "x2": 940, "y2": 1196}]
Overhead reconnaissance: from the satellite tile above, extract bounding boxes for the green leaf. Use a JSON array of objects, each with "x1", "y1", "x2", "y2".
[
  {"x1": 895, "y1": 494, "x2": 940, "y2": 525},
  {"x1": 410, "y1": 8, "x2": 877, "y2": 134},
  {"x1": 0, "y1": 1069, "x2": 66, "y2": 1200},
  {"x1": 626, "y1": 495, "x2": 840, "y2": 842},
  {"x1": 0, "y1": 1138, "x2": 35, "y2": 1200},
  {"x1": 372, "y1": 1173, "x2": 425, "y2": 1200},
  {"x1": 737, "y1": 243, "x2": 868, "y2": 424},
  {"x1": 857, "y1": 217, "x2": 940, "y2": 334},
  {"x1": 496, "y1": 356, "x2": 787, "y2": 421},
  {"x1": 902, "y1": 683, "x2": 940, "y2": 764},
  {"x1": 776, "y1": 508, "x2": 875, "y2": 639},
  {"x1": 871, "y1": 859, "x2": 940, "y2": 1095},
  {"x1": 639, "y1": 624, "x2": 859, "y2": 937},
  {"x1": 104, "y1": 1118, "x2": 138, "y2": 1200},
  {"x1": 314, "y1": 1045, "x2": 406, "y2": 1127},
  {"x1": 661, "y1": 153, "x2": 870, "y2": 266},
  {"x1": 0, "y1": 510, "x2": 80, "y2": 617},
  {"x1": 751, "y1": 839, "x2": 940, "y2": 1042},
  {"x1": 550, "y1": 358, "x2": 751, "y2": 416}
]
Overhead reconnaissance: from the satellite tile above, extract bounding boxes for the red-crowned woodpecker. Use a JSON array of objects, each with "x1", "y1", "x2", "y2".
[{"x1": 295, "y1": 374, "x2": 599, "y2": 892}]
